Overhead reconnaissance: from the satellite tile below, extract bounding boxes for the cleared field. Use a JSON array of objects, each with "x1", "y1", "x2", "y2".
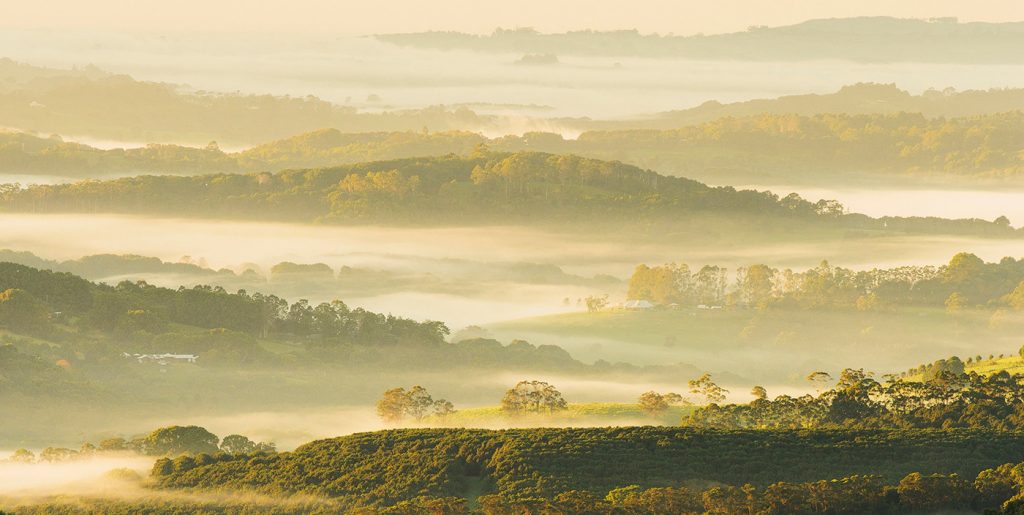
[{"x1": 426, "y1": 402, "x2": 693, "y2": 427}]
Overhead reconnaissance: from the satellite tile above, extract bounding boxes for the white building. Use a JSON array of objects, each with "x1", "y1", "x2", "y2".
[
  {"x1": 122, "y1": 352, "x2": 198, "y2": 365},
  {"x1": 623, "y1": 299, "x2": 655, "y2": 310}
]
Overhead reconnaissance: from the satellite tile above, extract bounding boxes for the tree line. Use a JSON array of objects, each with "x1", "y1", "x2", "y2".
[
  {"x1": 626, "y1": 252, "x2": 1024, "y2": 311},
  {"x1": 2, "y1": 151, "x2": 1019, "y2": 238},
  {"x1": 684, "y1": 368, "x2": 1024, "y2": 431}
]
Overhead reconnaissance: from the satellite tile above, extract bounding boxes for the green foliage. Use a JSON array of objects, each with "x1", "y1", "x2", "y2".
[
  {"x1": 4, "y1": 152, "x2": 1018, "y2": 239},
  {"x1": 139, "y1": 425, "x2": 220, "y2": 456},
  {"x1": 627, "y1": 252, "x2": 1024, "y2": 312},
  {"x1": 500, "y1": 380, "x2": 568, "y2": 415},
  {"x1": 376, "y1": 386, "x2": 455, "y2": 423},
  {"x1": 0, "y1": 288, "x2": 50, "y2": 334},
  {"x1": 0, "y1": 261, "x2": 450, "y2": 355},
  {"x1": 152, "y1": 427, "x2": 1024, "y2": 511},
  {"x1": 684, "y1": 369, "x2": 1024, "y2": 430}
]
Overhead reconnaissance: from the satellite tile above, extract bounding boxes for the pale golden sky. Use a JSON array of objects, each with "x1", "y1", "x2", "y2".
[{"x1": 3, "y1": 0, "x2": 1023, "y2": 35}]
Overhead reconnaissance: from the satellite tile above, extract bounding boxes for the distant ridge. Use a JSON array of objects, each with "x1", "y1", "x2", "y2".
[{"x1": 377, "y1": 17, "x2": 1024, "y2": 63}]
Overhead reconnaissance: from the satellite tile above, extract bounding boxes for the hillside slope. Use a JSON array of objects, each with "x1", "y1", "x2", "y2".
[{"x1": 153, "y1": 427, "x2": 1024, "y2": 507}]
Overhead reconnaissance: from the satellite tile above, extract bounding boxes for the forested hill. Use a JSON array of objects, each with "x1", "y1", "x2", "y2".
[
  {"x1": 0, "y1": 151, "x2": 1017, "y2": 236},
  {"x1": 0, "y1": 59, "x2": 496, "y2": 147},
  {"x1": 153, "y1": 427, "x2": 1024, "y2": 510},
  {"x1": 6, "y1": 110, "x2": 1023, "y2": 186},
  {"x1": 590, "y1": 83, "x2": 1024, "y2": 130},
  {"x1": 377, "y1": 17, "x2": 1024, "y2": 63},
  {"x1": 242, "y1": 111, "x2": 1024, "y2": 183}
]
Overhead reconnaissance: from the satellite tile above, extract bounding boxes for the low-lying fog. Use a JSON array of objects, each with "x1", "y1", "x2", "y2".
[
  {"x1": 0, "y1": 454, "x2": 152, "y2": 496},
  {"x1": 3, "y1": 213, "x2": 1024, "y2": 326},
  {"x1": 745, "y1": 185, "x2": 1024, "y2": 224},
  {"x1": 5, "y1": 30, "x2": 1024, "y2": 123}
]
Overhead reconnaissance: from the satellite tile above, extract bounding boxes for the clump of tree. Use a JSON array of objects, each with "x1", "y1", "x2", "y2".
[
  {"x1": 219, "y1": 434, "x2": 276, "y2": 455},
  {"x1": 376, "y1": 386, "x2": 455, "y2": 423},
  {"x1": 688, "y1": 373, "x2": 728, "y2": 404},
  {"x1": 584, "y1": 294, "x2": 609, "y2": 312},
  {"x1": 625, "y1": 252, "x2": 1024, "y2": 312},
  {"x1": 637, "y1": 391, "x2": 685, "y2": 415},
  {"x1": 5, "y1": 425, "x2": 275, "y2": 463},
  {"x1": 684, "y1": 366, "x2": 1024, "y2": 431},
  {"x1": 500, "y1": 380, "x2": 568, "y2": 414}
]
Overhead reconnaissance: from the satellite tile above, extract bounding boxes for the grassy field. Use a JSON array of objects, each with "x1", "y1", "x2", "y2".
[
  {"x1": 904, "y1": 353, "x2": 1024, "y2": 381},
  {"x1": 425, "y1": 402, "x2": 693, "y2": 428},
  {"x1": 965, "y1": 355, "x2": 1024, "y2": 375}
]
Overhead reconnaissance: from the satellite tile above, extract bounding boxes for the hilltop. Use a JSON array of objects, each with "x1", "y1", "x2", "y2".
[
  {"x1": 5, "y1": 106, "x2": 1023, "y2": 187},
  {"x1": 151, "y1": 427, "x2": 1024, "y2": 508},
  {"x1": 1, "y1": 151, "x2": 1019, "y2": 237}
]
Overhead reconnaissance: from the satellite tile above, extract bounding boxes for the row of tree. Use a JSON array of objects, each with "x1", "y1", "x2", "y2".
[
  {"x1": 626, "y1": 252, "x2": 1024, "y2": 311},
  {"x1": 5, "y1": 425, "x2": 275, "y2": 464},
  {"x1": 685, "y1": 368, "x2": 1024, "y2": 430}
]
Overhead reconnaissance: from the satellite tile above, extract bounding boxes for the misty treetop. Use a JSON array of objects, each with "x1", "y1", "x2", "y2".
[
  {"x1": 626, "y1": 252, "x2": 1024, "y2": 311},
  {"x1": 0, "y1": 261, "x2": 449, "y2": 359},
  {"x1": 0, "y1": 151, "x2": 817, "y2": 222},
  {"x1": 6, "y1": 110, "x2": 1024, "y2": 188}
]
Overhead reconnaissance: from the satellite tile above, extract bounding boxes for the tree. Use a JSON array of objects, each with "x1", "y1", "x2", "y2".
[
  {"x1": 584, "y1": 294, "x2": 609, "y2": 312},
  {"x1": 688, "y1": 373, "x2": 728, "y2": 404},
  {"x1": 1004, "y1": 281, "x2": 1024, "y2": 310},
  {"x1": 806, "y1": 371, "x2": 832, "y2": 393},
  {"x1": 219, "y1": 434, "x2": 257, "y2": 454},
  {"x1": 139, "y1": 426, "x2": 219, "y2": 456},
  {"x1": 376, "y1": 386, "x2": 456, "y2": 423},
  {"x1": 740, "y1": 265, "x2": 776, "y2": 309},
  {"x1": 9, "y1": 448, "x2": 35, "y2": 463},
  {"x1": 501, "y1": 380, "x2": 568, "y2": 414},
  {"x1": 98, "y1": 438, "x2": 128, "y2": 451},
  {"x1": 897, "y1": 473, "x2": 972, "y2": 512},
  {"x1": 751, "y1": 386, "x2": 768, "y2": 400},
  {"x1": 945, "y1": 292, "x2": 967, "y2": 314},
  {"x1": 638, "y1": 391, "x2": 683, "y2": 415},
  {"x1": 0, "y1": 288, "x2": 50, "y2": 333}
]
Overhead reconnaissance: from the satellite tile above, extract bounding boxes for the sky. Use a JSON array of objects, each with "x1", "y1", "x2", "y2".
[{"x1": 3, "y1": 0, "x2": 1023, "y2": 35}]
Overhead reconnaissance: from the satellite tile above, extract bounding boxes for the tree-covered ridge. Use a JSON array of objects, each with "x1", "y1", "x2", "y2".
[
  {"x1": 0, "y1": 261, "x2": 447, "y2": 345},
  {"x1": 376, "y1": 17, "x2": 1024, "y2": 63},
  {"x1": 1, "y1": 151, "x2": 1019, "y2": 236},
  {"x1": 5, "y1": 110, "x2": 1024, "y2": 186},
  {"x1": 237, "y1": 110, "x2": 1024, "y2": 180},
  {"x1": 0, "y1": 261, "x2": 698, "y2": 407},
  {"x1": 151, "y1": 427, "x2": 1024, "y2": 508},
  {"x1": 507, "y1": 111, "x2": 1024, "y2": 183},
  {"x1": 237, "y1": 129, "x2": 487, "y2": 170},
  {"x1": 0, "y1": 151, "x2": 812, "y2": 222},
  {"x1": 627, "y1": 252, "x2": 1024, "y2": 311},
  {"x1": 589, "y1": 82, "x2": 1024, "y2": 130}
]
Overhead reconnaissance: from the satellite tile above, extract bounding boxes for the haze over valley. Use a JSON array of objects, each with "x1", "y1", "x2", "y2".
[{"x1": 3, "y1": 3, "x2": 1024, "y2": 514}]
